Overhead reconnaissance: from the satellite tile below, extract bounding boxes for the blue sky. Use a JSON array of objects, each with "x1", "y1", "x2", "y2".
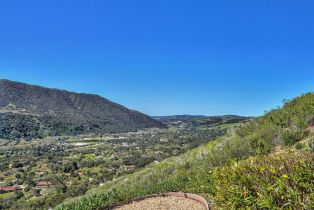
[{"x1": 0, "y1": 1, "x2": 313, "y2": 116}]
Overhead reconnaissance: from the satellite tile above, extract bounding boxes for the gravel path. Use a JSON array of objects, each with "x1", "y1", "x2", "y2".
[{"x1": 114, "y1": 195, "x2": 206, "y2": 210}]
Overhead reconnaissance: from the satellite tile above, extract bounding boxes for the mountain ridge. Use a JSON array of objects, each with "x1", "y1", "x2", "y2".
[
  {"x1": 0, "y1": 79, "x2": 165, "y2": 140},
  {"x1": 152, "y1": 114, "x2": 250, "y2": 128}
]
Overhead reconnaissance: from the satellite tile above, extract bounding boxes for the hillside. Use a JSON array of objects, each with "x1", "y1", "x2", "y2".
[
  {"x1": 56, "y1": 93, "x2": 314, "y2": 210},
  {"x1": 0, "y1": 79, "x2": 165, "y2": 140}
]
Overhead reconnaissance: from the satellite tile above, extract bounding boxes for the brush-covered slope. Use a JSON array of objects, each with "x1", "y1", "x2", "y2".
[
  {"x1": 0, "y1": 79, "x2": 164, "y2": 140},
  {"x1": 56, "y1": 93, "x2": 314, "y2": 210}
]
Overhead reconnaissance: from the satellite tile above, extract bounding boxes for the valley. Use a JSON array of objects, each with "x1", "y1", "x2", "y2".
[
  {"x1": 0, "y1": 119, "x2": 243, "y2": 209},
  {"x1": 0, "y1": 80, "x2": 313, "y2": 210},
  {"x1": 2, "y1": 1, "x2": 314, "y2": 209}
]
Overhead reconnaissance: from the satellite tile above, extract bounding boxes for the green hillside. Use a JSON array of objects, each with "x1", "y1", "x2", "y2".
[
  {"x1": 0, "y1": 80, "x2": 165, "y2": 140},
  {"x1": 56, "y1": 93, "x2": 314, "y2": 210}
]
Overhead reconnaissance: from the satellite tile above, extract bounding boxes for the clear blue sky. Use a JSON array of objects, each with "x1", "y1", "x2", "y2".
[{"x1": 0, "y1": 1, "x2": 313, "y2": 116}]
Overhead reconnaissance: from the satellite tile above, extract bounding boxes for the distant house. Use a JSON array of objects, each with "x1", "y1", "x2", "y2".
[
  {"x1": 8, "y1": 163, "x2": 14, "y2": 169},
  {"x1": 0, "y1": 186, "x2": 21, "y2": 193},
  {"x1": 36, "y1": 181, "x2": 52, "y2": 188},
  {"x1": 122, "y1": 165, "x2": 136, "y2": 171}
]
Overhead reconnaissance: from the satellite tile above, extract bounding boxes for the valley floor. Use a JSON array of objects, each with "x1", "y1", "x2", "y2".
[{"x1": 0, "y1": 123, "x2": 231, "y2": 210}]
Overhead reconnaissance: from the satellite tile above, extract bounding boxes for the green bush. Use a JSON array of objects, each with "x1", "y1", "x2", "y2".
[
  {"x1": 207, "y1": 136, "x2": 254, "y2": 167},
  {"x1": 295, "y1": 143, "x2": 303, "y2": 150},
  {"x1": 309, "y1": 139, "x2": 314, "y2": 152},
  {"x1": 281, "y1": 129, "x2": 308, "y2": 146},
  {"x1": 213, "y1": 152, "x2": 314, "y2": 209}
]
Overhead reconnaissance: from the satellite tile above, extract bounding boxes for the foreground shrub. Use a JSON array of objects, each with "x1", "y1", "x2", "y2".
[{"x1": 213, "y1": 152, "x2": 314, "y2": 209}]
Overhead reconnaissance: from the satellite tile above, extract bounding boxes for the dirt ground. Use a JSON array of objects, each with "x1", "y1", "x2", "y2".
[{"x1": 114, "y1": 195, "x2": 206, "y2": 210}]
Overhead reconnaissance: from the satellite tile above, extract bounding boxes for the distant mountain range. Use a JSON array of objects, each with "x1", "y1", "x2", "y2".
[
  {"x1": 152, "y1": 115, "x2": 208, "y2": 121},
  {"x1": 0, "y1": 79, "x2": 165, "y2": 140},
  {"x1": 152, "y1": 115, "x2": 250, "y2": 128}
]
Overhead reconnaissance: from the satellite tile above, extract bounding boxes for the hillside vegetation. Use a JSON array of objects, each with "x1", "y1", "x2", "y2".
[
  {"x1": 57, "y1": 93, "x2": 314, "y2": 210},
  {"x1": 0, "y1": 80, "x2": 164, "y2": 140}
]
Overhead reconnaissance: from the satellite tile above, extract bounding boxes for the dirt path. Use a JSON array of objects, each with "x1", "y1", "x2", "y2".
[{"x1": 114, "y1": 195, "x2": 207, "y2": 210}]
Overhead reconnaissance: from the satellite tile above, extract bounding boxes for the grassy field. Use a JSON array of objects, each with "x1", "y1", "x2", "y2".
[
  {"x1": 0, "y1": 192, "x2": 15, "y2": 200},
  {"x1": 82, "y1": 137, "x2": 113, "y2": 141}
]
